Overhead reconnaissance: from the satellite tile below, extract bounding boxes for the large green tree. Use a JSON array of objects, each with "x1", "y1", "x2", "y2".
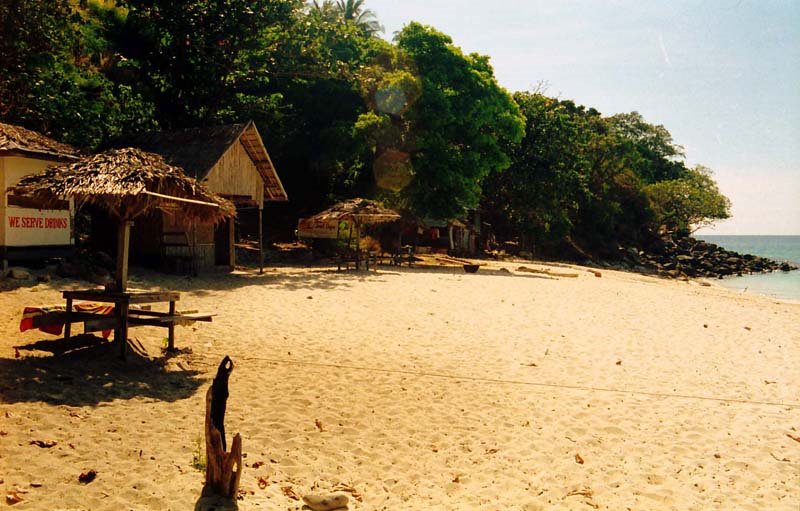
[
  {"x1": 117, "y1": 0, "x2": 299, "y2": 129},
  {"x1": 359, "y1": 23, "x2": 524, "y2": 220},
  {"x1": 645, "y1": 165, "x2": 731, "y2": 235},
  {"x1": 481, "y1": 93, "x2": 587, "y2": 244},
  {"x1": 0, "y1": 0, "x2": 155, "y2": 148}
]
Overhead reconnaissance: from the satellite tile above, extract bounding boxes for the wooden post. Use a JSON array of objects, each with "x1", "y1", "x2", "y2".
[
  {"x1": 167, "y1": 300, "x2": 176, "y2": 351},
  {"x1": 228, "y1": 217, "x2": 235, "y2": 271},
  {"x1": 195, "y1": 356, "x2": 241, "y2": 511},
  {"x1": 258, "y1": 207, "x2": 264, "y2": 274},
  {"x1": 64, "y1": 297, "x2": 73, "y2": 340},
  {"x1": 115, "y1": 221, "x2": 132, "y2": 292},
  {"x1": 117, "y1": 301, "x2": 129, "y2": 360}
]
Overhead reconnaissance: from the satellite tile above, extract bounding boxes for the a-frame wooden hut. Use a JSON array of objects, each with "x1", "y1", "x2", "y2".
[{"x1": 118, "y1": 121, "x2": 287, "y2": 271}]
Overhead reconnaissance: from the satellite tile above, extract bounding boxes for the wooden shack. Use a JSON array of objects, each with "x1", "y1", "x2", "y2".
[
  {"x1": 122, "y1": 121, "x2": 287, "y2": 271},
  {"x1": 0, "y1": 123, "x2": 80, "y2": 269}
]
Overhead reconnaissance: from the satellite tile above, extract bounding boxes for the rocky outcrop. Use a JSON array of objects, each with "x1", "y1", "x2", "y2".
[{"x1": 619, "y1": 235, "x2": 798, "y2": 279}]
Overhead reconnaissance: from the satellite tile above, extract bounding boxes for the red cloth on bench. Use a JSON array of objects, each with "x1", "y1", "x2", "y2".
[{"x1": 20, "y1": 302, "x2": 115, "y2": 338}]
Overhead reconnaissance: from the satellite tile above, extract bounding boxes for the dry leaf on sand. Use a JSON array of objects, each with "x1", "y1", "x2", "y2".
[
  {"x1": 787, "y1": 433, "x2": 800, "y2": 444},
  {"x1": 29, "y1": 440, "x2": 56, "y2": 448},
  {"x1": 565, "y1": 487, "x2": 593, "y2": 498},
  {"x1": 314, "y1": 419, "x2": 325, "y2": 432},
  {"x1": 281, "y1": 485, "x2": 301, "y2": 501},
  {"x1": 257, "y1": 477, "x2": 269, "y2": 489},
  {"x1": 6, "y1": 490, "x2": 25, "y2": 505},
  {"x1": 332, "y1": 483, "x2": 363, "y2": 502},
  {"x1": 574, "y1": 453, "x2": 585, "y2": 464},
  {"x1": 78, "y1": 470, "x2": 97, "y2": 484}
]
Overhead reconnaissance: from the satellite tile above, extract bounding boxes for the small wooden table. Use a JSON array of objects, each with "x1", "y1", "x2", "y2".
[{"x1": 62, "y1": 289, "x2": 183, "y2": 359}]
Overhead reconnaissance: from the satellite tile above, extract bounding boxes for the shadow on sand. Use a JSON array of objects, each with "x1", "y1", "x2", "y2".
[{"x1": 0, "y1": 334, "x2": 204, "y2": 406}]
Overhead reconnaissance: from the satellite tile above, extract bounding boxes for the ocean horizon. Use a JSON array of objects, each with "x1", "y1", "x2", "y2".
[{"x1": 697, "y1": 235, "x2": 800, "y2": 301}]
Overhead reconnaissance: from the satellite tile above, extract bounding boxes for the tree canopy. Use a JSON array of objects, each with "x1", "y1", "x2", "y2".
[{"x1": 0, "y1": 0, "x2": 731, "y2": 256}]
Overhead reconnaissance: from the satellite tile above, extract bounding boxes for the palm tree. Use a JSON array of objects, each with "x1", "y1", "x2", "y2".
[{"x1": 310, "y1": 0, "x2": 383, "y2": 35}]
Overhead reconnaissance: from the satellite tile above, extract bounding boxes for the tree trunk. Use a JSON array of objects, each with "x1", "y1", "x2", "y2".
[{"x1": 195, "y1": 356, "x2": 242, "y2": 511}]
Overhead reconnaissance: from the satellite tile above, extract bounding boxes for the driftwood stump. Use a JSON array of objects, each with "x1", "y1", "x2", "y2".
[{"x1": 195, "y1": 356, "x2": 242, "y2": 511}]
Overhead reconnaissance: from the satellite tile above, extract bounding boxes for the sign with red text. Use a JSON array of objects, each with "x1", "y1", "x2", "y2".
[
  {"x1": 297, "y1": 217, "x2": 353, "y2": 239},
  {"x1": 3, "y1": 207, "x2": 71, "y2": 246}
]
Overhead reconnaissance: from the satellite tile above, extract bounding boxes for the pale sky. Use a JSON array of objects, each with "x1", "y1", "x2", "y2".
[{"x1": 369, "y1": 0, "x2": 800, "y2": 235}]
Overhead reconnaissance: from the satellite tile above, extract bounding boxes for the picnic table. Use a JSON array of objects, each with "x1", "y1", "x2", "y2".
[{"x1": 24, "y1": 289, "x2": 212, "y2": 359}]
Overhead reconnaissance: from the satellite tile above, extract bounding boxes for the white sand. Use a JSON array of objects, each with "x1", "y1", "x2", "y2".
[{"x1": 1, "y1": 261, "x2": 798, "y2": 510}]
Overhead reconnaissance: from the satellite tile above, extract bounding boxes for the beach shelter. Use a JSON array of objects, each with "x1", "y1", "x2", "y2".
[
  {"x1": 305, "y1": 198, "x2": 400, "y2": 268},
  {"x1": 10, "y1": 147, "x2": 235, "y2": 291}
]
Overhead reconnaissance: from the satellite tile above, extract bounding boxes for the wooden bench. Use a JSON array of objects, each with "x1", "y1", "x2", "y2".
[{"x1": 27, "y1": 303, "x2": 213, "y2": 351}]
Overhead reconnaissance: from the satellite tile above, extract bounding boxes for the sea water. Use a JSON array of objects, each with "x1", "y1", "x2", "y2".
[{"x1": 697, "y1": 235, "x2": 800, "y2": 301}]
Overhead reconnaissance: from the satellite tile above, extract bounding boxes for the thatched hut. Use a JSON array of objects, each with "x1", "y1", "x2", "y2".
[
  {"x1": 11, "y1": 147, "x2": 235, "y2": 290},
  {"x1": 0, "y1": 122, "x2": 80, "y2": 269},
  {"x1": 113, "y1": 121, "x2": 287, "y2": 271}
]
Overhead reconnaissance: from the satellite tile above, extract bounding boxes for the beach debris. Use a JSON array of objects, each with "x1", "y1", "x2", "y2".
[
  {"x1": 485, "y1": 448, "x2": 499, "y2": 455},
  {"x1": 315, "y1": 419, "x2": 326, "y2": 432},
  {"x1": 251, "y1": 461, "x2": 264, "y2": 469},
  {"x1": 6, "y1": 489, "x2": 25, "y2": 505},
  {"x1": 452, "y1": 474, "x2": 461, "y2": 483},
  {"x1": 522, "y1": 421, "x2": 530, "y2": 427},
  {"x1": 574, "y1": 453, "x2": 585, "y2": 464},
  {"x1": 770, "y1": 453, "x2": 790, "y2": 462},
  {"x1": 331, "y1": 483, "x2": 363, "y2": 502},
  {"x1": 703, "y1": 324, "x2": 708, "y2": 328},
  {"x1": 281, "y1": 485, "x2": 301, "y2": 501},
  {"x1": 713, "y1": 453, "x2": 721, "y2": 459},
  {"x1": 588, "y1": 269, "x2": 602, "y2": 278},
  {"x1": 302, "y1": 492, "x2": 349, "y2": 511},
  {"x1": 565, "y1": 487, "x2": 593, "y2": 498},
  {"x1": 29, "y1": 481, "x2": 42, "y2": 488},
  {"x1": 29, "y1": 440, "x2": 57, "y2": 448},
  {"x1": 257, "y1": 476, "x2": 269, "y2": 489},
  {"x1": 615, "y1": 360, "x2": 622, "y2": 365},
  {"x1": 522, "y1": 362, "x2": 538, "y2": 367},
  {"x1": 195, "y1": 357, "x2": 242, "y2": 511},
  {"x1": 764, "y1": 380, "x2": 776, "y2": 385},
  {"x1": 517, "y1": 266, "x2": 579, "y2": 278},
  {"x1": 786, "y1": 433, "x2": 800, "y2": 444},
  {"x1": 744, "y1": 326, "x2": 751, "y2": 331},
  {"x1": 78, "y1": 470, "x2": 97, "y2": 484},
  {"x1": 307, "y1": 296, "x2": 313, "y2": 300}
]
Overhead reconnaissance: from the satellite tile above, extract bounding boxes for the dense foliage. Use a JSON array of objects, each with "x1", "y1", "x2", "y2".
[{"x1": 0, "y1": 0, "x2": 731, "y2": 256}]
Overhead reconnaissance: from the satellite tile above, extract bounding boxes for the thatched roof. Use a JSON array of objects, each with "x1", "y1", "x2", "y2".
[
  {"x1": 0, "y1": 122, "x2": 80, "y2": 160},
  {"x1": 309, "y1": 198, "x2": 400, "y2": 224},
  {"x1": 122, "y1": 121, "x2": 288, "y2": 202},
  {"x1": 10, "y1": 147, "x2": 235, "y2": 223}
]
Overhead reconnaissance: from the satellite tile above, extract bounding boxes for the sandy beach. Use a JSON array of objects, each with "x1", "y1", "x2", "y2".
[{"x1": 1, "y1": 260, "x2": 798, "y2": 510}]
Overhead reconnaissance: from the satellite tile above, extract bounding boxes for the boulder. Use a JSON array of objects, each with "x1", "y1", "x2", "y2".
[
  {"x1": 780, "y1": 262, "x2": 793, "y2": 272},
  {"x1": 56, "y1": 261, "x2": 78, "y2": 278},
  {"x1": 8, "y1": 267, "x2": 31, "y2": 280}
]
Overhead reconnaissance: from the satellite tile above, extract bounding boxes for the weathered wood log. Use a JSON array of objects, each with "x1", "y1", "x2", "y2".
[{"x1": 195, "y1": 356, "x2": 242, "y2": 511}]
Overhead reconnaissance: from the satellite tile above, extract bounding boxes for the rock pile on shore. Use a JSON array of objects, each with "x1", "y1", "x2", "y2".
[{"x1": 626, "y1": 236, "x2": 798, "y2": 279}]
